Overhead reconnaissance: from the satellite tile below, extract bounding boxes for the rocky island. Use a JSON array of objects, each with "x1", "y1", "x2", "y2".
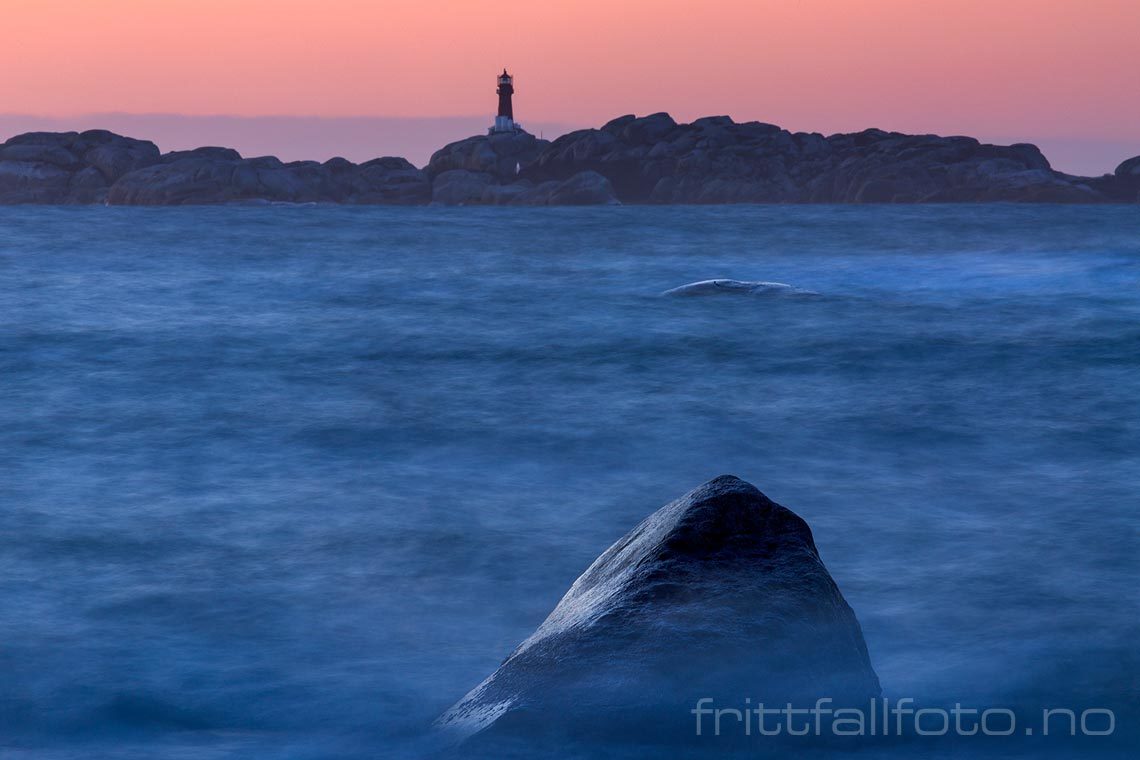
[{"x1": 2, "y1": 115, "x2": 1139, "y2": 205}]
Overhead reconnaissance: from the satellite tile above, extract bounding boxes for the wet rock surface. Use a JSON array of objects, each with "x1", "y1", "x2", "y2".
[{"x1": 438, "y1": 476, "x2": 881, "y2": 741}]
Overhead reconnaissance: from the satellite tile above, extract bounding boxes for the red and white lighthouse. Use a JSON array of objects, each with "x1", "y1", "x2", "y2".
[{"x1": 490, "y1": 69, "x2": 520, "y2": 134}]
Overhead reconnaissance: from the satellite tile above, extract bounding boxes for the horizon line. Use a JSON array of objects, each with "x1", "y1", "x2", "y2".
[{"x1": 0, "y1": 111, "x2": 1123, "y2": 143}]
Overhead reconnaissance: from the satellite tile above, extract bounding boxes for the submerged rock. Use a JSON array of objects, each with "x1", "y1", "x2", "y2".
[
  {"x1": 438, "y1": 476, "x2": 880, "y2": 741},
  {"x1": 662, "y1": 279, "x2": 814, "y2": 297}
]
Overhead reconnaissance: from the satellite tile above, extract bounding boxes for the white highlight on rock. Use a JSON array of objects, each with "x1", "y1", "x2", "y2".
[{"x1": 662, "y1": 279, "x2": 816, "y2": 296}]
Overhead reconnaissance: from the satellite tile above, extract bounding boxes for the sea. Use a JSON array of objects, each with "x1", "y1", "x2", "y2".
[{"x1": 1, "y1": 204, "x2": 1137, "y2": 758}]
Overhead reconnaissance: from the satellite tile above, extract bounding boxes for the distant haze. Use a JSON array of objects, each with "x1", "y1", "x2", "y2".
[{"x1": 0, "y1": 113, "x2": 1134, "y2": 177}]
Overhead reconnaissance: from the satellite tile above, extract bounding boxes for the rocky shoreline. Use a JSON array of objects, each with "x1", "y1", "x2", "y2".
[{"x1": 2, "y1": 115, "x2": 1138, "y2": 205}]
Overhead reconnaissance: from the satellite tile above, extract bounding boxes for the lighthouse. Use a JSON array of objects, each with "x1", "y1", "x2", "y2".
[{"x1": 490, "y1": 69, "x2": 521, "y2": 134}]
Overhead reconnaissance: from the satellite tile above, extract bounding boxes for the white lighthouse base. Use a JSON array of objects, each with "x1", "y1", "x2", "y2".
[{"x1": 489, "y1": 116, "x2": 521, "y2": 134}]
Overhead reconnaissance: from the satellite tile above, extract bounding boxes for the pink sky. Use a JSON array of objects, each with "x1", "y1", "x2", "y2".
[{"x1": 3, "y1": 0, "x2": 1138, "y2": 173}]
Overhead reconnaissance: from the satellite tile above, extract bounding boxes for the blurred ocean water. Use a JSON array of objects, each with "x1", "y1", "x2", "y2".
[{"x1": 0, "y1": 204, "x2": 1137, "y2": 757}]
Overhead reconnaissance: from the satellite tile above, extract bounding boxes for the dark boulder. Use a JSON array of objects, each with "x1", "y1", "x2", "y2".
[
  {"x1": 546, "y1": 170, "x2": 619, "y2": 205},
  {"x1": 524, "y1": 125, "x2": 649, "y2": 199},
  {"x1": 347, "y1": 157, "x2": 431, "y2": 204},
  {"x1": 0, "y1": 130, "x2": 159, "y2": 203},
  {"x1": 426, "y1": 130, "x2": 549, "y2": 182},
  {"x1": 322, "y1": 156, "x2": 354, "y2": 173},
  {"x1": 1101, "y1": 156, "x2": 1140, "y2": 202},
  {"x1": 68, "y1": 166, "x2": 110, "y2": 204},
  {"x1": 600, "y1": 114, "x2": 637, "y2": 132},
  {"x1": 430, "y1": 169, "x2": 497, "y2": 205},
  {"x1": 604, "y1": 112, "x2": 677, "y2": 144},
  {"x1": 438, "y1": 475, "x2": 880, "y2": 741},
  {"x1": 516, "y1": 170, "x2": 618, "y2": 205},
  {"x1": 662, "y1": 279, "x2": 812, "y2": 297},
  {"x1": 0, "y1": 143, "x2": 83, "y2": 169},
  {"x1": 244, "y1": 155, "x2": 285, "y2": 170},
  {"x1": 481, "y1": 180, "x2": 535, "y2": 205},
  {"x1": 83, "y1": 137, "x2": 161, "y2": 183},
  {"x1": 1076, "y1": 156, "x2": 1140, "y2": 203},
  {"x1": 106, "y1": 152, "x2": 429, "y2": 205},
  {"x1": 520, "y1": 116, "x2": 1112, "y2": 204},
  {"x1": 161, "y1": 147, "x2": 243, "y2": 164},
  {"x1": 0, "y1": 160, "x2": 75, "y2": 203},
  {"x1": 1009, "y1": 143, "x2": 1052, "y2": 172},
  {"x1": 107, "y1": 158, "x2": 240, "y2": 205},
  {"x1": 1115, "y1": 155, "x2": 1140, "y2": 179}
]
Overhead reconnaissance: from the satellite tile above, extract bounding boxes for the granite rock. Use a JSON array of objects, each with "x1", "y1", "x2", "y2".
[{"x1": 438, "y1": 476, "x2": 880, "y2": 741}]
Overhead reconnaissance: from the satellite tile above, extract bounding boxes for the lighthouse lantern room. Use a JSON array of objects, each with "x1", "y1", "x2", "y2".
[{"x1": 490, "y1": 69, "x2": 521, "y2": 134}]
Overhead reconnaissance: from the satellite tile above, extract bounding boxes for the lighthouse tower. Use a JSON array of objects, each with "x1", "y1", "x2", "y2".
[{"x1": 490, "y1": 69, "x2": 521, "y2": 134}]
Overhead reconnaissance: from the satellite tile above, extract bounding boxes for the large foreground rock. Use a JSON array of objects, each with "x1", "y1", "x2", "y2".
[{"x1": 438, "y1": 476, "x2": 880, "y2": 741}]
